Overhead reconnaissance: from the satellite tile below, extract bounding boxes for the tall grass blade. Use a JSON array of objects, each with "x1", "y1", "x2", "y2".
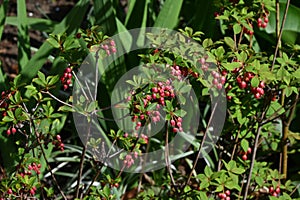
[
  {"x1": 20, "y1": 0, "x2": 90, "y2": 83},
  {"x1": 0, "y1": 0, "x2": 9, "y2": 40},
  {"x1": 6, "y1": 17, "x2": 57, "y2": 33},
  {"x1": 17, "y1": 0, "x2": 31, "y2": 70},
  {"x1": 153, "y1": 0, "x2": 183, "y2": 29}
]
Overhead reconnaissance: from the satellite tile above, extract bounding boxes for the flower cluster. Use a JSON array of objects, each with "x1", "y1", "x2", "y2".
[
  {"x1": 101, "y1": 39, "x2": 117, "y2": 56},
  {"x1": 226, "y1": 62, "x2": 266, "y2": 100},
  {"x1": 60, "y1": 67, "x2": 72, "y2": 90},
  {"x1": 129, "y1": 80, "x2": 176, "y2": 131},
  {"x1": 52, "y1": 134, "x2": 65, "y2": 151}
]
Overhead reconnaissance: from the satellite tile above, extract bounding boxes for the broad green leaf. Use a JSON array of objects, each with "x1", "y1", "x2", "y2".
[
  {"x1": 0, "y1": 0, "x2": 9, "y2": 40},
  {"x1": 266, "y1": 101, "x2": 285, "y2": 117},
  {"x1": 154, "y1": 0, "x2": 183, "y2": 29},
  {"x1": 231, "y1": 167, "x2": 245, "y2": 174},
  {"x1": 115, "y1": 18, "x2": 132, "y2": 52},
  {"x1": 265, "y1": 3, "x2": 300, "y2": 44},
  {"x1": 241, "y1": 139, "x2": 249, "y2": 153},
  {"x1": 20, "y1": 0, "x2": 90, "y2": 83},
  {"x1": 58, "y1": 105, "x2": 75, "y2": 112},
  {"x1": 224, "y1": 37, "x2": 235, "y2": 49},
  {"x1": 293, "y1": 68, "x2": 300, "y2": 79},
  {"x1": 222, "y1": 62, "x2": 241, "y2": 71},
  {"x1": 251, "y1": 77, "x2": 259, "y2": 87},
  {"x1": 233, "y1": 23, "x2": 242, "y2": 34},
  {"x1": 94, "y1": 0, "x2": 117, "y2": 35},
  {"x1": 185, "y1": 0, "x2": 217, "y2": 38},
  {"x1": 17, "y1": 0, "x2": 31, "y2": 70},
  {"x1": 6, "y1": 17, "x2": 57, "y2": 32}
]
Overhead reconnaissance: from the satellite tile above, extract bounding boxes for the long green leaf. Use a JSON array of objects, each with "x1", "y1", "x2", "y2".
[
  {"x1": 20, "y1": 0, "x2": 90, "y2": 83},
  {"x1": 182, "y1": 0, "x2": 218, "y2": 38},
  {"x1": 153, "y1": 0, "x2": 183, "y2": 29},
  {"x1": 17, "y1": 0, "x2": 31, "y2": 70},
  {"x1": 265, "y1": 3, "x2": 300, "y2": 44},
  {"x1": 0, "y1": 1, "x2": 8, "y2": 91},
  {"x1": 0, "y1": 0, "x2": 9, "y2": 40},
  {"x1": 116, "y1": 18, "x2": 132, "y2": 52},
  {"x1": 125, "y1": 0, "x2": 149, "y2": 29},
  {"x1": 94, "y1": 0, "x2": 117, "y2": 35},
  {"x1": 93, "y1": 1, "x2": 129, "y2": 132},
  {"x1": 6, "y1": 17, "x2": 57, "y2": 32},
  {"x1": 0, "y1": 128, "x2": 18, "y2": 172}
]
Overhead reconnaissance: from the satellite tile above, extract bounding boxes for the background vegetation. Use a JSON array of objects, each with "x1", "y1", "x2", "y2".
[{"x1": 0, "y1": 0, "x2": 300, "y2": 199}]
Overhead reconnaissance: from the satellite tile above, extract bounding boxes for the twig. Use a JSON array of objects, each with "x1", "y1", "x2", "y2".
[
  {"x1": 41, "y1": 91, "x2": 73, "y2": 108},
  {"x1": 164, "y1": 121, "x2": 180, "y2": 196},
  {"x1": 238, "y1": 174, "x2": 246, "y2": 200},
  {"x1": 282, "y1": 92, "x2": 299, "y2": 179},
  {"x1": 271, "y1": 0, "x2": 291, "y2": 70},
  {"x1": 84, "y1": 139, "x2": 119, "y2": 196},
  {"x1": 94, "y1": 50, "x2": 100, "y2": 101},
  {"x1": 33, "y1": 126, "x2": 67, "y2": 199},
  {"x1": 72, "y1": 70, "x2": 89, "y2": 101},
  {"x1": 137, "y1": 125, "x2": 152, "y2": 193},
  {"x1": 230, "y1": 125, "x2": 242, "y2": 160},
  {"x1": 243, "y1": 126, "x2": 262, "y2": 200},
  {"x1": 184, "y1": 101, "x2": 218, "y2": 189},
  {"x1": 75, "y1": 121, "x2": 91, "y2": 198}
]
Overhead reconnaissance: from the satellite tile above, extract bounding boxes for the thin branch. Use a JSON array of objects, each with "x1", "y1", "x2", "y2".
[
  {"x1": 75, "y1": 120, "x2": 91, "y2": 198},
  {"x1": 282, "y1": 92, "x2": 299, "y2": 178},
  {"x1": 33, "y1": 127, "x2": 67, "y2": 199},
  {"x1": 164, "y1": 121, "x2": 180, "y2": 197},
  {"x1": 271, "y1": 0, "x2": 291, "y2": 70},
  {"x1": 243, "y1": 126, "x2": 262, "y2": 200},
  {"x1": 137, "y1": 125, "x2": 152, "y2": 194},
  {"x1": 94, "y1": 50, "x2": 100, "y2": 101},
  {"x1": 72, "y1": 70, "x2": 89, "y2": 101},
  {"x1": 184, "y1": 101, "x2": 218, "y2": 188},
  {"x1": 41, "y1": 91, "x2": 73, "y2": 108}
]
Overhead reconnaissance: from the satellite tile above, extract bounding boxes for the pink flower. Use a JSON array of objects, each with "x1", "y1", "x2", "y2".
[
  {"x1": 124, "y1": 154, "x2": 134, "y2": 168},
  {"x1": 110, "y1": 40, "x2": 116, "y2": 46}
]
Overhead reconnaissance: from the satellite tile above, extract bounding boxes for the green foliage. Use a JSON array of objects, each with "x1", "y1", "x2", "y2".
[{"x1": 0, "y1": 0, "x2": 300, "y2": 199}]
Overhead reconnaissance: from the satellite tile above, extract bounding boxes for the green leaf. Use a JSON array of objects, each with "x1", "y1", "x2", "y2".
[
  {"x1": 255, "y1": 176, "x2": 264, "y2": 186},
  {"x1": 94, "y1": 0, "x2": 117, "y2": 35},
  {"x1": 204, "y1": 166, "x2": 213, "y2": 177},
  {"x1": 251, "y1": 77, "x2": 259, "y2": 87},
  {"x1": 266, "y1": 101, "x2": 285, "y2": 117},
  {"x1": 241, "y1": 139, "x2": 249, "y2": 153},
  {"x1": 87, "y1": 101, "x2": 98, "y2": 113},
  {"x1": 58, "y1": 105, "x2": 75, "y2": 112},
  {"x1": 231, "y1": 167, "x2": 245, "y2": 174},
  {"x1": 293, "y1": 68, "x2": 300, "y2": 79},
  {"x1": 174, "y1": 109, "x2": 187, "y2": 117},
  {"x1": 179, "y1": 85, "x2": 192, "y2": 94},
  {"x1": 233, "y1": 24, "x2": 242, "y2": 34},
  {"x1": 154, "y1": 0, "x2": 183, "y2": 29},
  {"x1": 17, "y1": 0, "x2": 30, "y2": 70},
  {"x1": 0, "y1": 0, "x2": 9, "y2": 40},
  {"x1": 116, "y1": 18, "x2": 132, "y2": 52},
  {"x1": 47, "y1": 75, "x2": 60, "y2": 86},
  {"x1": 199, "y1": 191, "x2": 208, "y2": 200},
  {"x1": 265, "y1": 3, "x2": 300, "y2": 44},
  {"x1": 222, "y1": 62, "x2": 241, "y2": 71},
  {"x1": 33, "y1": 78, "x2": 46, "y2": 87},
  {"x1": 224, "y1": 37, "x2": 235, "y2": 49},
  {"x1": 271, "y1": 141, "x2": 278, "y2": 151},
  {"x1": 20, "y1": 0, "x2": 90, "y2": 83},
  {"x1": 2, "y1": 116, "x2": 14, "y2": 122},
  {"x1": 46, "y1": 37, "x2": 60, "y2": 48},
  {"x1": 37, "y1": 71, "x2": 46, "y2": 83},
  {"x1": 6, "y1": 16, "x2": 57, "y2": 32}
]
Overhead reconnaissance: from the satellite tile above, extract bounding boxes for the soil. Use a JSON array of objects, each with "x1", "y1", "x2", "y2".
[{"x1": 0, "y1": 0, "x2": 77, "y2": 78}]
